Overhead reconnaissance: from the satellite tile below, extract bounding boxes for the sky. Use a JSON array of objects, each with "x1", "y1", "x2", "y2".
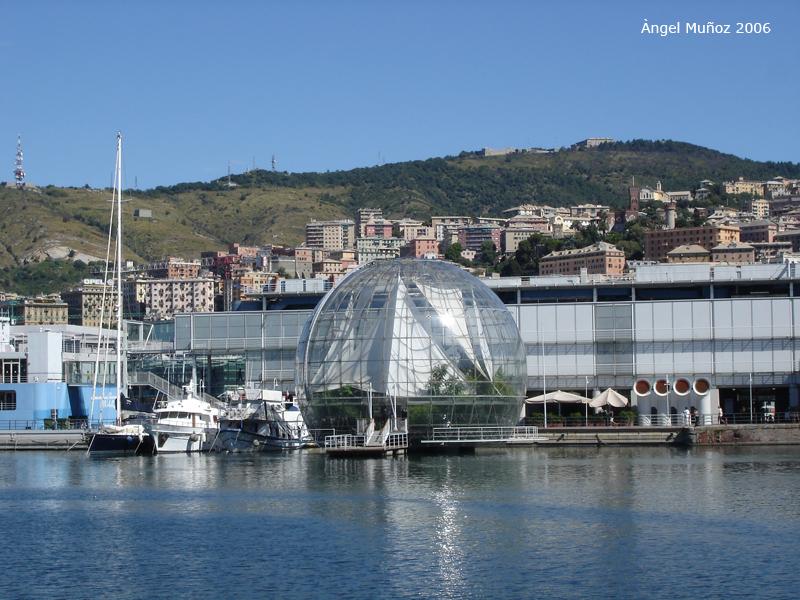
[{"x1": 1, "y1": 0, "x2": 798, "y2": 188}]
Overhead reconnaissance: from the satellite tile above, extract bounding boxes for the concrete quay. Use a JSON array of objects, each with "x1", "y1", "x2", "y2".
[
  {"x1": 680, "y1": 423, "x2": 800, "y2": 446},
  {"x1": 536, "y1": 426, "x2": 682, "y2": 446},
  {"x1": 0, "y1": 430, "x2": 88, "y2": 451}
]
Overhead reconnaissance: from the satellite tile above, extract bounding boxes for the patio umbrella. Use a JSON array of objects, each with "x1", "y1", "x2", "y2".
[
  {"x1": 525, "y1": 390, "x2": 593, "y2": 426},
  {"x1": 525, "y1": 390, "x2": 592, "y2": 404},
  {"x1": 590, "y1": 388, "x2": 629, "y2": 409}
]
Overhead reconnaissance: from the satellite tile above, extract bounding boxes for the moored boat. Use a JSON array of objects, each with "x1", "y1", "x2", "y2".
[
  {"x1": 213, "y1": 386, "x2": 313, "y2": 452},
  {"x1": 145, "y1": 381, "x2": 221, "y2": 453}
]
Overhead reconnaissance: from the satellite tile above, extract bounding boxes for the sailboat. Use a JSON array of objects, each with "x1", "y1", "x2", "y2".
[{"x1": 87, "y1": 133, "x2": 154, "y2": 456}]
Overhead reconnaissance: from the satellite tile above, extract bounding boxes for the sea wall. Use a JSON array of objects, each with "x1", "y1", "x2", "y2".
[{"x1": 685, "y1": 423, "x2": 800, "y2": 446}]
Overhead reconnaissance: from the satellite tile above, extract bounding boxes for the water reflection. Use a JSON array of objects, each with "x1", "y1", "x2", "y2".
[{"x1": 1, "y1": 447, "x2": 799, "y2": 599}]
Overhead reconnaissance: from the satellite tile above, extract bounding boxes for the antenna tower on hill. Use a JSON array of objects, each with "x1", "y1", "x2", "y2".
[{"x1": 14, "y1": 135, "x2": 25, "y2": 188}]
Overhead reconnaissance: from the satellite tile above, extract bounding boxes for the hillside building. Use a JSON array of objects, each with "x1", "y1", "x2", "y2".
[
  {"x1": 539, "y1": 242, "x2": 625, "y2": 276},
  {"x1": 644, "y1": 224, "x2": 740, "y2": 262},
  {"x1": 305, "y1": 220, "x2": 356, "y2": 251}
]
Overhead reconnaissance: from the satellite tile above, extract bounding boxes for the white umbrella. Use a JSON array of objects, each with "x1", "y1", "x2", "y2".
[
  {"x1": 525, "y1": 390, "x2": 592, "y2": 404},
  {"x1": 590, "y1": 388, "x2": 629, "y2": 409},
  {"x1": 526, "y1": 390, "x2": 593, "y2": 426}
]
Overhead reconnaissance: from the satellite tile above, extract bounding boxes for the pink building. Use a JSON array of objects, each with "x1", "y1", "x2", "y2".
[{"x1": 403, "y1": 237, "x2": 440, "y2": 258}]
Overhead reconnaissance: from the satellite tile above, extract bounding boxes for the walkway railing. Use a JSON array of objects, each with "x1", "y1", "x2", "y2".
[
  {"x1": 524, "y1": 412, "x2": 800, "y2": 428},
  {"x1": 0, "y1": 419, "x2": 116, "y2": 431},
  {"x1": 429, "y1": 426, "x2": 540, "y2": 442},
  {"x1": 324, "y1": 432, "x2": 408, "y2": 449}
]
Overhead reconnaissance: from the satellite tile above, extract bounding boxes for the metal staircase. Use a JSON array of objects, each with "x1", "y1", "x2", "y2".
[{"x1": 128, "y1": 371, "x2": 225, "y2": 409}]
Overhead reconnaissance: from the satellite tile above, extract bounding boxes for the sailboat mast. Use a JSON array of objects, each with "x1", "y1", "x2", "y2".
[{"x1": 115, "y1": 133, "x2": 123, "y2": 425}]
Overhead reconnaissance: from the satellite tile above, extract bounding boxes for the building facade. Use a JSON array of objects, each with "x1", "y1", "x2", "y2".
[
  {"x1": 644, "y1": 224, "x2": 740, "y2": 262},
  {"x1": 125, "y1": 278, "x2": 215, "y2": 321},
  {"x1": 539, "y1": 242, "x2": 625, "y2": 276},
  {"x1": 62, "y1": 282, "x2": 118, "y2": 328},
  {"x1": 305, "y1": 220, "x2": 356, "y2": 251}
]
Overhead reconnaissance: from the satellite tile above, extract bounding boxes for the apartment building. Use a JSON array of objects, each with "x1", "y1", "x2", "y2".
[
  {"x1": 750, "y1": 199, "x2": 770, "y2": 219},
  {"x1": 402, "y1": 237, "x2": 439, "y2": 259},
  {"x1": 644, "y1": 224, "x2": 740, "y2": 262},
  {"x1": 144, "y1": 257, "x2": 201, "y2": 279},
  {"x1": 62, "y1": 282, "x2": 118, "y2": 328},
  {"x1": 305, "y1": 220, "x2": 356, "y2": 251},
  {"x1": 457, "y1": 225, "x2": 501, "y2": 252},
  {"x1": 739, "y1": 220, "x2": 777, "y2": 243},
  {"x1": 711, "y1": 241, "x2": 755, "y2": 265},
  {"x1": 125, "y1": 278, "x2": 215, "y2": 321},
  {"x1": 723, "y1": 178, "x2": 765, "y2": 197},
  {"x1": 539, "y1": 242, "x2": 625, "y2": 276}
]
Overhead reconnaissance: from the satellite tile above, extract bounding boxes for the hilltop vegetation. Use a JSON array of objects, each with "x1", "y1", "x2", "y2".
[{"x1": 1, "y1": 139, "x2": 798, "y2": 294}]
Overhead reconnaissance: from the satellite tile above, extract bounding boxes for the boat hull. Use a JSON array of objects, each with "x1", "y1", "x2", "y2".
[
  {"x1": 147, "y1": 425, "x2": 216, "y2": 454},
  {"x1": 88, "y1": 432, "x2": 154, "y2": 456},
  {"x1": 212, "y1": 424, "x2": 303, "y2": 452}
]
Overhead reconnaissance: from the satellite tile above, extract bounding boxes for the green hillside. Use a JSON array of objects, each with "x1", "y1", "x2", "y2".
[{"x1": 1, "y1": 139, "x2": 798, "y2": 294}]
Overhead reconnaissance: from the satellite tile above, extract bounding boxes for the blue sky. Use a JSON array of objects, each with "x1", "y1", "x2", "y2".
[{"x1": 2, "y1": 0, "x2": 797, "y2": 188}]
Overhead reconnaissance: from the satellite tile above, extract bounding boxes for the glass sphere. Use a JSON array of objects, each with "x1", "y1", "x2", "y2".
[{"x1": 296, "y1": 259, "x2": 526, "y2": 436}]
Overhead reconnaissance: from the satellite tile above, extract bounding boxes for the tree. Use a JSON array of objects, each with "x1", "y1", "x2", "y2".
[
  {"x1": 444, "y1": 242, "x2": 464, "y2": 263},
  {"x1": 474, "y1": 240, "x2": 497, "y2": 267}
]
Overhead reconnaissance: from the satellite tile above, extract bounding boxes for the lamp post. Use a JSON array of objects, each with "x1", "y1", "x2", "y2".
[
  {"x1": 585, "y1": 376, "x2": 589, "y2": 427},
  {"x1": 541, "y1": 338, "x2": 547, "y2": 428},
  {"x1": 749, "y1": 372, "x2": 753, "y2": 424}
]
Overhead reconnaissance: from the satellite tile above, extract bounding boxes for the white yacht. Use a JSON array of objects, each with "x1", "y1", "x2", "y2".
[
  {"x1": 213, "y1": 385, "x2": 313, "y2": 452},
  {"x1": 146, "y1": 381, "x2": 221, "y2": 453}
]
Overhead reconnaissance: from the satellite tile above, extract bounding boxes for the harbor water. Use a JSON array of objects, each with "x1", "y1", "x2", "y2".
[{"x1": 1, "y1": 447, "x2": 799, "y2": 599}]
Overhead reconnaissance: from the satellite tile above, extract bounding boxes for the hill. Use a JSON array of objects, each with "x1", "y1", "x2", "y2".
[{"x1": 1, "y1": 139, "x2": 799, "y2": 294}]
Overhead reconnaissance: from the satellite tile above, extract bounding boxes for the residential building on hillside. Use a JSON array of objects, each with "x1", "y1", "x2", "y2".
[
  {"x1": 363, "y1": 218, "x2": 394, "y2": 239},
  {"x1": 356, "y1": 237, "x2": 406, "y2": 265},
  {"x1": 739, "y1": 220, "x2": 777, "y2": 243},
  {"x1": 457, "y1": 225, "x2": 501, "y2": 252},
  {"x1": 144, "y1": 257, "x2": 201, "y2": 279},
  {"x1": 666, "y1": 244, "x2": 711, "y2": 264},
  {"x1": 305, "y1": 219, "x2": 355, "y2": 251},
  {"x1": 431, "y1": 216, "x2": 472, "y2": 241},
  {"x1": 712, "y1": 241, "x2": 755, "y2": 265},
  {"x1": 724, "y1": 178, "x2": 765, "y2": 197},
  {"x1": 666, "y1": 191, "x2": 692, "y2": 203},
  {"x1": 751, "y1": 242, "x2": 792, "y2": 263},
  {"x1": 402, "y1": 237, "x2": 439, "y2": 259},
  {"x1": 125, "y1": 278, "x2": 215, "y2": 321},
  {"x1": 644, "y1": 224, "x2": 740, "y2": 262},
  {"x1": 539, "y1": 242, "x2": 625, "y2": 276},
  {"x1": 775, "y1": 230, "x2": 800, "y2": 252},
  {"x1": 62, "y1": 282, "x2": 118, "y2": 328},
  {"x1": 356, "y1": 208, "x2": 383, "y2": 238},
  {"x1": 750, "y1": 199, "x2": 770, "y2": 219},
  {"x1": 502, "y1": 228, "x2": 544, "y2": 254},
  {"x1": 0, "y1": 295, "x2": 68, "y2": 326}
]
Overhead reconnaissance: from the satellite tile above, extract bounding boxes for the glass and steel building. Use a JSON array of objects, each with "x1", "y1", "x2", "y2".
[
  {"x1": 166, "y1": 261, "x2": 800, "y2": 426},
  {"x1": 294, "y1": 260, "x2": 526, "y2": 434}
]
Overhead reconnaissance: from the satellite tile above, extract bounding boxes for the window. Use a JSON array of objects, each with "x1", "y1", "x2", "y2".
[
  {"x1": 636, "y1": 286, "x2": 711, "y2": 301},
  {"x1": 597, "y1": 287, "x2": 632, "y2": 302},
  {"x1": 0, "y1": 390, "x2": 15, "y2": 411},
  {"x1": 715, "y1": 284, "x2": 790, "y2": 298},
  {"x1": 521, "y1": 288, "x2": 593, "y2": 304}
]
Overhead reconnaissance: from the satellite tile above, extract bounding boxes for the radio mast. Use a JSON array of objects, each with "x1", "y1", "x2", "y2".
[{"x1": 14, "y1": 136, "x2": 25, "y2": 189}]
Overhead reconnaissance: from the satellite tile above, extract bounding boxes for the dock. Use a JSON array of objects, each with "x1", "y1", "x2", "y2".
[{"x1": 0, "y1": 429, "x2": 88, "y2": 451}]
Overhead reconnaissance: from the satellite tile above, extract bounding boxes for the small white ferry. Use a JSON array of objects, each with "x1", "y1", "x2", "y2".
[{"x1": 146, "y1": 381, "x2": 221, "y2": 453}]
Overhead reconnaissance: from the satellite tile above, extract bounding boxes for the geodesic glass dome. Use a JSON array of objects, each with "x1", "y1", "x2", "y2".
[{"x1": 295, "y1": 259, "x2": 526, "y2": 435}]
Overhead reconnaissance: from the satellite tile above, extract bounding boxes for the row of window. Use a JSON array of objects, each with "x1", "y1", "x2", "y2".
[{"x1": 495, "y1": 283, "x2": 794, "y2": 304}]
